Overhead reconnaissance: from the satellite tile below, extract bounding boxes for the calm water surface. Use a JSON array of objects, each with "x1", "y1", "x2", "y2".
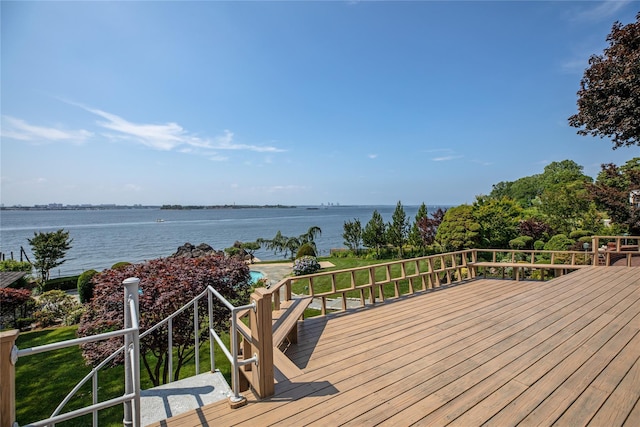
[{"x1": 0, "y1": 206, "x2": 445, "y2": 277}]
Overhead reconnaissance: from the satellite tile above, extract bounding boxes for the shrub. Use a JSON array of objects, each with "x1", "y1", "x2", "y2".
[
  {"x1": 534, "y1": 240, "x2": 545, "y2": 250},
  {"x1": 509, "y1": 238, "x2": 526, "y2": 250},
  {"x1": 544, "y1": 234, "x2": 575, "y2": 251},
  {"x1": 296, "y1": 243, "x2": 317, "y2": 259},
  {"x1": 0, "y1": 288, "x2": 35, "y2": 329},
  {"x1": 0, "y1": 259, "x2": 32, "y2": 272},
  {"x1": 293, "y1": 256, "x2": 321, "y2": 276},
  {"x1": 509, "y1": 236, "x2": 534, "y2": 250},
  {"x1": 569, "y1": 230, "x2": 593, "y2": 240},
  {"x1": 33, "y1": 290, "x2": 80, "y2": 328},
  {"x1": 77, "y1": 269, "x2": 98, "y2": 303},
  {"x1": 111, "y1": 262, "x2": 131, "y2": 270},
  {"x1": 41, "y1": 275, "x2": 80, "y2": 292}
]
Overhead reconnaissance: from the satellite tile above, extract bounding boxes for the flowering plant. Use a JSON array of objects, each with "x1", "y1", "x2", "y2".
[{"x1": 293, "y1": 256, "x2": 321, "y2": 276}]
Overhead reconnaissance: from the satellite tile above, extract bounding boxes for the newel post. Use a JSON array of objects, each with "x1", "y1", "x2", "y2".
[
  {"x1": 123, "y1": 277, "x2": 141, "y2": 427},
  {"x1": 1, "y1": 329, "x2": 19, "y2": 427},
  {"x1": 249, "y1": 288, "x2": 274, "y2": 398}
]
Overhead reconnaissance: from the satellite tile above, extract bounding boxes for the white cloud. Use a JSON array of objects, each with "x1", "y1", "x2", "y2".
[
  {"x1": 1, "y1": 116, "x2": 92, "y2": 144},
  {"x1": 426, "y1": 148, "x2": 462, "y2": 162},
  {"x1": 574, "y1": 0, "x2": 632, "y2": 22},
  {"x1": 82, "y1": 105, "x2": 285, "y2": 154},
  {"x1": 368, "y1": 154, "x2": 378, "y2": 159},
  {"x1": 432, "y1": 155, "x2": 462, "y2": 162}
]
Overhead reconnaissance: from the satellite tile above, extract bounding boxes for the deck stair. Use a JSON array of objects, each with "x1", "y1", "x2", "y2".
[{"x1": 140, "y1": 371, "x2": 231, "y2": 426}]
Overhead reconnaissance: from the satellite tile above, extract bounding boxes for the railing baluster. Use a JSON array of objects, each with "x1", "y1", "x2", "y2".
[
  {"x1": 208, "y1": 289, "x2": 215, "y2": 372},
  {"x1": 194, "y1": 299, "x2": 200, "y2": 375},
  {"x1": 168, "y1": 317, "x2": 173, "y2": 383},
  {"x1": 92, "y1": 372, "x2": 98, "y2": 427}
]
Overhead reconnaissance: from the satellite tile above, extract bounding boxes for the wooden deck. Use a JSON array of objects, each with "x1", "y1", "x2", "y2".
[{"x1": 151, "y1": 267, "x2": 640, "y2": 426}]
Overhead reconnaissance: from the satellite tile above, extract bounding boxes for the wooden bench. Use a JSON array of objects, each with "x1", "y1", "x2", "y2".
[
  {"x1": 272, "y1": 296, "x2": 313, "y2": 348},
  {"x1": 468, "y1": 262, "x2": 589, "y2": 281}
]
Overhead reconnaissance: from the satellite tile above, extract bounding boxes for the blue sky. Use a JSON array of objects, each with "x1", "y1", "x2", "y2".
[{"x1": 1, "y1": 1, "x2": 638, "y2": 207}]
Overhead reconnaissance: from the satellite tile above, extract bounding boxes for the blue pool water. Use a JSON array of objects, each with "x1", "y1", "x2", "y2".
[{"x1": 249, "y1": 270, "x2": 264, "y2": 284}]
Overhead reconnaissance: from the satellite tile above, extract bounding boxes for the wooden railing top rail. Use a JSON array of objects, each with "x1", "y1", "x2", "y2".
[
  {"x1": 260, "y1": 251, "x2": 477, "y2": 316},
  {"x1": 592, "y1": 235, "x2": 640, "y2": 252}
]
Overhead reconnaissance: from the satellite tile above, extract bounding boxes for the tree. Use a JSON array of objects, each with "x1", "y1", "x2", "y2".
[
  {"x1": 257, "y1": 231, "x2": 289, "y2": 258},
  {"x1": 27, "y1": 229, "x2": 73, "y2": 284},
  {"x1": 363, "y1": 210, "x2": 387, "y2": 257},
  {"x1": 473, "y1": 196, "x2": 523, "y2": 248},
  {"x1": 568, "y1": 12, "x2": 640, "y2": 149},
  {"x1": 409, "y1": 203, "x2": 429, "y2": 255},
  {"x1": 435, "y1": 205, "x2": 481, "y2": 251},
  {"x1": 387, "y1": 201, "x2": 410, "y2": 257},
  {"x1": 535, "y1": 160, "x2": 592, "y2": 235},
  {"x1": 416, "y1": 207, "x2": 447, "y2": 250},
  {"x1": 299, "y1": 226, "x2": 322, "y2": 255},
  {"x1": 342, "y1": 218, "x2": 363, "y2": 255},
  {"x1": 225, "y1": 241, "x2": 261, "y2": 263},
  {"x1": 78, "y1": 255, "x2": 251, "y2": 386},
  {"x1": 589, "y1": 157, "x2": 640, "y2": 233},
  {"x1": 241, "y1": 241, "x2": 261, "y2": 263},
  {"x1": 258, "y1": 226, "x2": 321, "y2": 260},
  {"x1": 490, "y1": 176, "x2": 543, "y2": 208},
  {"x1": 540, "y1": 160, "x2": 591, "y2": 188},
  {"x1": 518, "y1": 217, "x2": 553, "y2": 242}
]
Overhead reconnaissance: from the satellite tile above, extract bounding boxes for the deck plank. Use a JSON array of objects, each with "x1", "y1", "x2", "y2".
[{"x1": 148, "y1": 267, "x2": 640, "y2": 427}]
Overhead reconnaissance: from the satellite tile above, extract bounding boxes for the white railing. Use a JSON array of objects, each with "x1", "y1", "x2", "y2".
[
  {"x1": 206, "y1": 286, "x2": 257, "y2": 404},
  {"x1": 3, "y1": 277, "x2": 259, "y2": 426},
  {"x1": 11, "y1": 277, "x2": 141, "y2": 427}
]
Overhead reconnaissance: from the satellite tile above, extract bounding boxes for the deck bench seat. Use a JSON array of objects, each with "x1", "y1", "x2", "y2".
[{"x1": 272, "y1": 296, "x2": 313, "y2": 348}]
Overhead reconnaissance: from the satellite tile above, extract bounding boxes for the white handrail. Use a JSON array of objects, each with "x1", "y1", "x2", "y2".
[
  {"x1": 15, "y1": 277, "x2": 141, "y2": 427},
  {"x1": 205, "y1": 284, "x2": 256, "y2": 403},
  {"x1": 14, "y1": 275, "x2": 259, "y2": 425}
]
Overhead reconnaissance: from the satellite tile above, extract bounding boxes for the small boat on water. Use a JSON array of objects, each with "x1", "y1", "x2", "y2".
[{"x1": 156, "y1": 219, "x2": 165, "y2": 223}]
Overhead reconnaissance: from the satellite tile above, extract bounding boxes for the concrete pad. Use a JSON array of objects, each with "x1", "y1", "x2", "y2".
[{"x1": 140, "y1": 371, "x2": 231, "y2": 426}]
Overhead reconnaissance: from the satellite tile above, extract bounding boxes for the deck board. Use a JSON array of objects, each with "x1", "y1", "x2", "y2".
[{"x1": 149, "y1": 267, "x2": 640, "y2": 426}]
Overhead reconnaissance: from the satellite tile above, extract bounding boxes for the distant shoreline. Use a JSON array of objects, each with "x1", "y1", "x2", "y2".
[{"x1": 0, "y1": 204, "x2": 298, "y2": 211}]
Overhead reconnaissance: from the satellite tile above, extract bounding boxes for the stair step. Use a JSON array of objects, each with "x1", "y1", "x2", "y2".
[{"x1": 140, "y1": 371, "x2": 231, "y2": 426}]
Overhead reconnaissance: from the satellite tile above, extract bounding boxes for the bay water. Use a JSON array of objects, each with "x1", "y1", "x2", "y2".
[{"x1": 0, "y1": 205, "x2": 445, "y2": 277}]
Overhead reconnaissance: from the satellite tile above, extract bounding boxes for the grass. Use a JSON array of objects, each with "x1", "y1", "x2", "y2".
[{"x1": 15, "y1": 326, "x2": 232, "y2": 427}]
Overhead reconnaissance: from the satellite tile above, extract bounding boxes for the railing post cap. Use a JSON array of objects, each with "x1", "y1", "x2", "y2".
[{"x1": 123, "y1": 277, "x2": 140, "y2": 285}]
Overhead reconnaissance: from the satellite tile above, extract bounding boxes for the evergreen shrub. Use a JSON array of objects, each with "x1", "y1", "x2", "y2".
[
  {"x1": 296, "y1": 243, "x2": 317, "y2": 259},
  {"x1": 569, "y1": 230, "x2": 593, "y2": 240},
  {"x1": 42, "y1": 275, "x2": 80, "y2": 292},
  {"x1": 544, "y1": 234, "x2": 575, "y2": 251},
  {"x1": 77, "y1": 269, "x2": 98, "y2": 303},
  {"x1": 509, "y1": 236, "x2": 534, "y2": 249},
  {"x1": 111, "y1": 262, "x2": 131, "y2": 270}
]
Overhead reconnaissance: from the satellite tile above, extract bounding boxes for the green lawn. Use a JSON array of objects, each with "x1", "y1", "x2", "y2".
[{"x1": 15, "y1": 326, "x2": 231, "y2": 427}]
